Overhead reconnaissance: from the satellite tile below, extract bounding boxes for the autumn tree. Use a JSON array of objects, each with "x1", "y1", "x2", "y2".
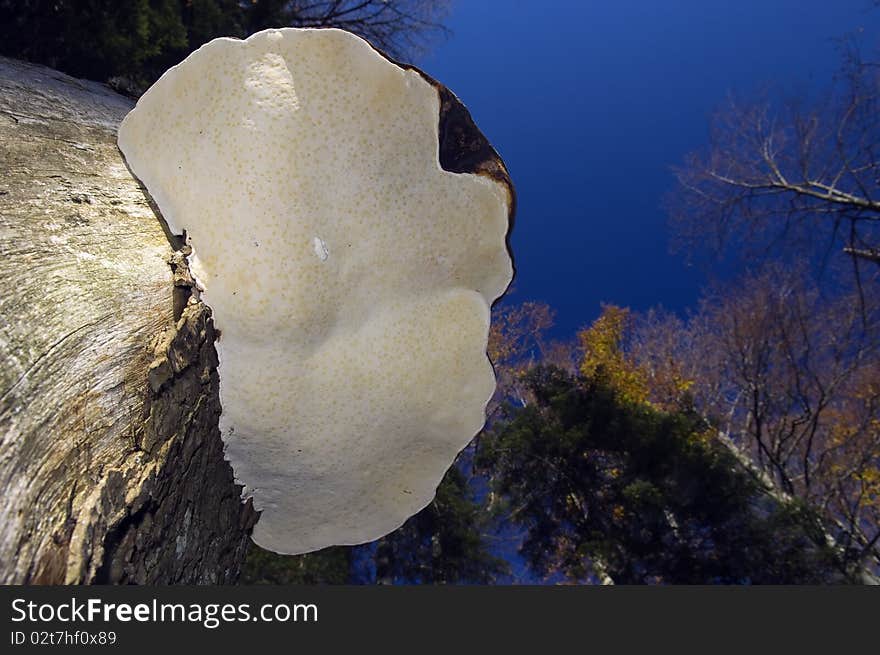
[
  {"x1": 574, "y1": 303, "x2": 703, "y2": 412},
  {"x1": 487, "y1": 300, "x2": 560, "y2": 411},
  {"x1": 478, "y1": 365, "x2": 843, "y2": 584},
  {"x1": 555, "y1": 286, "x2": 880, "y2": 581},
  {"x1": 663, "y1": 14, "x2": 880, "y2": 579},
  {"x1": 578, "y1": 305, "x2": 650, "y2": 405},
  {"x1": 603, "y1": 270, "x2": 880, "y2": 580},
  {"x1": 683, "y1": 270, "x2": 880, "y2": 578}
]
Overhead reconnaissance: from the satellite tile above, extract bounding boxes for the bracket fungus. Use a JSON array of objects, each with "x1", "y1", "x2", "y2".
[{"x1": 117, "y1": 27, "x2": 514, "y2": 554}]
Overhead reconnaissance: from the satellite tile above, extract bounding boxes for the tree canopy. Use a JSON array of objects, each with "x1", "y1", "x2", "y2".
[
  {"x1": 477, "y1": 365, "x2": 844, "y2": 584},
  {"x1": 243, "y1": 297, "x2": 868, "y2": 585},
  {"x1": 0, "y1": 1, "x2": 449, "y2": 93}
]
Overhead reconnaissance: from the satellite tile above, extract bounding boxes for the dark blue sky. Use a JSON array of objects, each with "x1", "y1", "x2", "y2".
[{"x1": 420, "y1": 0, "x2": 880, "y2": 339}]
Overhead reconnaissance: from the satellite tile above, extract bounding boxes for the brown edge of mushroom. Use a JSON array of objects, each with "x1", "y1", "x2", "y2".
[{"x1": 366, "y1": 45, "x2": 516, "y2": 304}]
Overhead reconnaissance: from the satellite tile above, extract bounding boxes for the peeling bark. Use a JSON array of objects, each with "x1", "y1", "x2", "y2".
[{"x1": 0, "y1": 57, "x2": 257, "y2": 584}]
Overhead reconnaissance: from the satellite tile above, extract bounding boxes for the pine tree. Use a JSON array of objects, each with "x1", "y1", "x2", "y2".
[{"x1": 478, "y1": 366, "x2": 846, "y2": 584}]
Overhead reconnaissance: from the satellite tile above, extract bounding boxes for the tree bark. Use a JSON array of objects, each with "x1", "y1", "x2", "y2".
[{"x1": 0, "y1": 56, "x2": 258, "y2": 584}]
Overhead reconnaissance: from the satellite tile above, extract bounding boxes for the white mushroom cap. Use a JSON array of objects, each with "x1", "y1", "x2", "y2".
[{"x1": 118, "y1": 27, "x2": 514, "y2": 554}]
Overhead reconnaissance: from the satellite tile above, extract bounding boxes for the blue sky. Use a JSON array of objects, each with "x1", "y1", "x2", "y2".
[{"x1": 419, "y1": 0, "x2": 880, "y2": 339}]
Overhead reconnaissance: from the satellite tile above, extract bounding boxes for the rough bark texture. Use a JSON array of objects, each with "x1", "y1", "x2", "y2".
[{"x1": 0, "y1": 56, "x2": 258, "y2": 584}]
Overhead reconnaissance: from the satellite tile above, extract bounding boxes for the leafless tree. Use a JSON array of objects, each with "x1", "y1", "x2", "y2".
[
  {"x1": 662, "y1": 14, "x2": 880, "y2": 578},
  {"x1": 487, "y1": 301, "x2": 558, "y2": 412},
  {"x1": 246, "y1": 0, "x2": 452, "y2": 60},
  {"x1": 669, "y1": 40, "x2": 880, "y2": 276}
]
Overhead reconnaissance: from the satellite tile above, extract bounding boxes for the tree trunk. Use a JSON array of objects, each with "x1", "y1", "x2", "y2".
[{"x1": 0, "y1": 57, "x2": 258, "y2": 584}]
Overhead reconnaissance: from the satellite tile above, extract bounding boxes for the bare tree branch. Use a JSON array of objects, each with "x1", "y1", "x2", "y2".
[
  {"x1": 668, "y1": 43, "x2": 880, "y2": 280},
  {"x1": 246, "y1": 0, "x2": 452, "y2": 61}
]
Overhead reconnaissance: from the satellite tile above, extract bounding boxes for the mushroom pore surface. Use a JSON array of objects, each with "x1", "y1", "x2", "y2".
[{"x1": 117, "y1": 28, "x2": 514, "y2": 554}]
